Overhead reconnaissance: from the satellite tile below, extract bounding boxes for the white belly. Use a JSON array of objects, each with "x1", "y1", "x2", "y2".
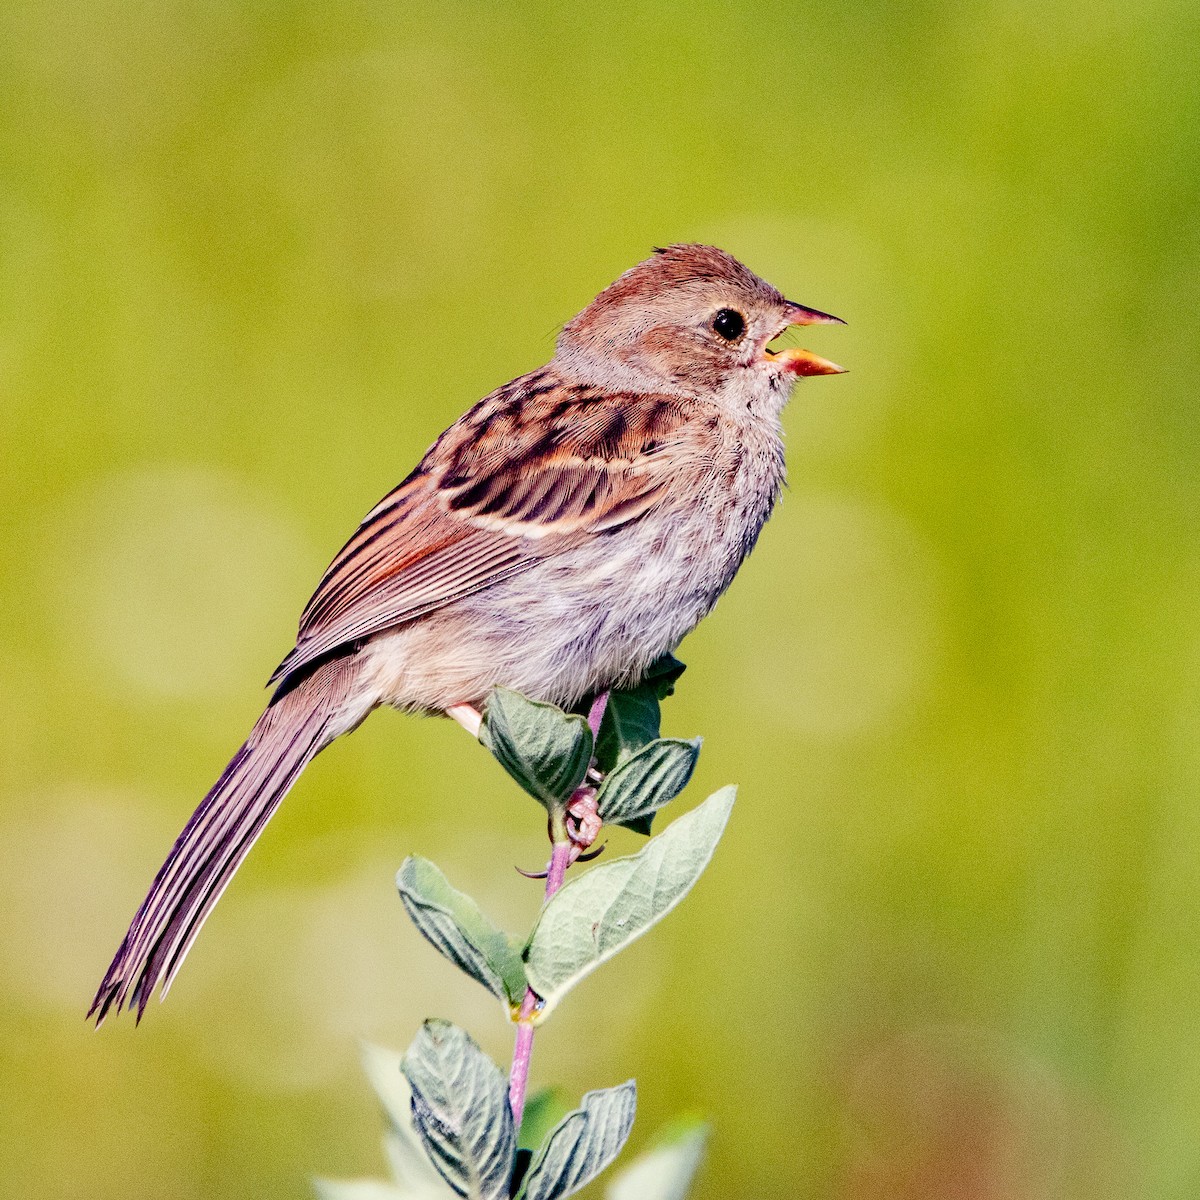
[
  {"x1": 360, "y1": 491, "x2": 768, "y2": 712},
  {"x1": 358, "y1": 411, "x2": 784, "y2": 713}
]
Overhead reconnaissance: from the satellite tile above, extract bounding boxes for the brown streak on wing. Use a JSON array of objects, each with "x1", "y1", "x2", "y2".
[{"x1": 271, "y1": 376, "x2": 702, "y2": 693}]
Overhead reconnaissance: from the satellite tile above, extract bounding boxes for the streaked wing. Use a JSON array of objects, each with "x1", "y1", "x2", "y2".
[{"x1": 270, "y1": 374, "x2": 696, "y2": 693}]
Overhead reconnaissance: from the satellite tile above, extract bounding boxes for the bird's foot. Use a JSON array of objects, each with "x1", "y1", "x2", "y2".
[
  {"x1": 565, "y1": 786, "x2": 603, "y2": 863},
  {"x1": 516, "y1": 787, "x2": 605, "y2": 879}
]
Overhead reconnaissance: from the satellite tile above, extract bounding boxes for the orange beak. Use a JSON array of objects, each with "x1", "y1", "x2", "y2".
[
  {"x1": 769, "y1": 347, "x2": 847, "y2": 376},
  {"x1": 763, "y1": 300, "x2": 847, "y2": 376}
]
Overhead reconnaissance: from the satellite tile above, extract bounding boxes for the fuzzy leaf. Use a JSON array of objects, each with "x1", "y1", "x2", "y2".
[
  {"x1": 397, "y1": 857, "x2": 527, "y2": 1006},
  {"x1": 594, "y1": 656, "x2": 685, "y2": 773},
  {"x1": 361, "y1": 1046, "x2": 456, "y2": 1195},
  {"x1": 401, "y1": 1021, "x2": 515, "y2": 1200},
  {"x1": 524, "y1": 788, "x2": 735, "y2": 1016},
  {"x1": 606, "y1": 1123, "x2": 707, "y2": 1200},
  {"x1": 519, "y1": 1083, "x2": 637, "y2": 1200},
  {"x1": 594, "y1": 688, "x2": 661, "y2": 773},
  {"x1": 481, "y1": 688, "x2": 593, "y2": 810},
  {"x1": 595, "y1": 738, "x2": 700, "y2": 828}
]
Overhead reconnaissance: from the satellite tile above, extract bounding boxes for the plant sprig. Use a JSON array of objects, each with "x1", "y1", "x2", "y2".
[{"x1": 318, "y1": 656, "x2": 725, "y2": 1200}]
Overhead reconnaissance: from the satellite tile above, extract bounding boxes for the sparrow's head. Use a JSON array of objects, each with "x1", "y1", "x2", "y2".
[{"x1": 556, "y1": 243, "x2": 845, "y2": 401}]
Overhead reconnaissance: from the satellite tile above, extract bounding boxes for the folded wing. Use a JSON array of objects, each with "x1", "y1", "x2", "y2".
[{"x1": 270, "y1": 379, "x2": 696, "y2": 695}]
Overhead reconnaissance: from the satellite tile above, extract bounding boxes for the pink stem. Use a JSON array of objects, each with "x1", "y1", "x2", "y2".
[
  {"x1": 508, "y1": 998, "x2": 537, "y2": 1126},
  {"x1": 508, "y1": 692, "x2": 610, "y2": 1131},
  {"x1": 508, "y1": 839, "x2": 574, "y2": 1129},
  {"x1": 542, "y1": 837, "x2": 572, "y2": 899}
]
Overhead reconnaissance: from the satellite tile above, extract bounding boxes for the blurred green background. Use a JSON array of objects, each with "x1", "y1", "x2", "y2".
[{"x1": 2, "y1": 0, "x2": 1198, "y2": 1196}]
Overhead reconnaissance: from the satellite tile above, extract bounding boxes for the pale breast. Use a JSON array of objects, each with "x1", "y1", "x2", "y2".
[{"x1": 363, "y1": 415, "x2": 785, "y2": 712}]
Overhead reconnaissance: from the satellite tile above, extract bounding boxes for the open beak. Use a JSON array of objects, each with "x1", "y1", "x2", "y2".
[
  {"x1": 762, "y1": 299, "x2": 847, "y2": 376},
  {"x1": 768, "y1": 347, "x2": 847, "y2": 376},
  {"x1": 783, "y1": 300, "x2": 845, "y2": 327}
]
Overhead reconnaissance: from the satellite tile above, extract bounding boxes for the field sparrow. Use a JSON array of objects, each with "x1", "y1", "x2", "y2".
[{"x1": 90, "y1": 243, "x2": 845, "y2": 1022}]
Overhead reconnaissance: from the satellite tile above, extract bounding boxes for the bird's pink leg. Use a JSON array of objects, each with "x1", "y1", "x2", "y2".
[
  {"x1": 445, "y1": 702, "x2": 482, "y2": 739},
  {"x1": 585, "y1": 691, "x2": 610, "y2": 740}
]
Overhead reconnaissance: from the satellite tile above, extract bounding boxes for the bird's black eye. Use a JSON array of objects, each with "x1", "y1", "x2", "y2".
[{"x1": 712, "y1": 308, "x2": 745, "y2": 341}]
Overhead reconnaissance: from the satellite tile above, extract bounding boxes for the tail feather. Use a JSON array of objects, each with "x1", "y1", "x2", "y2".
[{"x1": 90, "y1": 659, "x2": 358, "y2": 1023}]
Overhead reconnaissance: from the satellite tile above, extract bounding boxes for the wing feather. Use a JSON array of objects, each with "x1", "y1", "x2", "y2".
[{"x1": 270, "y1": 377, "x2": 699, "y2": 694}]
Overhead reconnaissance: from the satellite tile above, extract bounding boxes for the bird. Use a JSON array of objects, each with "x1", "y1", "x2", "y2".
[{"x1": 89, "y1": 243, "x2": 845, "y2": 1023}]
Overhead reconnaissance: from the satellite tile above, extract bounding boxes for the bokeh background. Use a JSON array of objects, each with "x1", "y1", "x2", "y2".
[{"x1": 2, "y1": 0, "x2": 1198, "y2": 1196}]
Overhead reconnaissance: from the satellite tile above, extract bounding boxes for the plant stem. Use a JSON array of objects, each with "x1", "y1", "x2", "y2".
[
  {"x1": 509, "y1": 837, "x2": 572, "y2": 1128},
  {"x1": 508, "y1": 692, "x2": 609, "y2": 1131}
]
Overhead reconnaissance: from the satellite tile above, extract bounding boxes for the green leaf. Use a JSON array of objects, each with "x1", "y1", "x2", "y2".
[
  {"x1": 605, "y1": 1122, "x2": 707, "y2": 1200},
  {"x1": 524, "y1": 787, "x2": 736, "y2": 1017},
  {"x1": 595, "y1": 738, "x2": 701, "y2": 828},
  {"x1": 480, "y1": 688, "x2": 593, "y2": 811},
  {"x1": 641, "y1": 653, "x2": 687, "y2": 697},
  {"x1": 360, "y1": 1044, "x2": 459, "y2": 1197},
  {"x1": 594, "y1": 656, "x2": 685, "y2": 773},
  {"x1": 397, "y1": 857, "x2": 527, "y2": 1007},
  {"x1": 401, "y1": 1021, "x2": 515, "y2": 1200},
  {"x1": 511, "y1": 1088, "x2": 568, "y2": 1197},
  {"x1": 618, "y1": 813, "x2": 655, "y2": 837},
  {"x1": 594, "y1": 688, "x2": 661, "y2": 773},
  {"x1": 519, "y1": 1083, "x2": 637, "y2": 1200},
  {"x1": 518, "y1": 1089, "x2": 567, "y2": 1152}
]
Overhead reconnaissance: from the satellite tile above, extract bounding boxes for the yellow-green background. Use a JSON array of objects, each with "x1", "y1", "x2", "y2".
[{"x1": 2, "y1": 1, "x2": 1198, "y2": 1196}]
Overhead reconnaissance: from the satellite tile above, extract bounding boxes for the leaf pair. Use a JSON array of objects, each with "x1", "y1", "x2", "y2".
[
  {"x1": 481, "y1": 654, "x2": 695, "y2": 835},
  {"x1": 319, "y1": 661, "x2": 721, "y2": 1200},
  {"x1": 396, "y1": 788, "x2": 736, "y2": 1020},
  {"x1": 317, "y1": 1040, "x2": 707, "y2": 1200},
  {"x1": 401, "y1": 1021, "x2": 635, "y2": 1200}
]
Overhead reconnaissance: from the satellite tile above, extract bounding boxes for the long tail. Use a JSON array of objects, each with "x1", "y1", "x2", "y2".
[{"x1": 89, "y1": 657, "x2": 360, "y2": 1024}]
